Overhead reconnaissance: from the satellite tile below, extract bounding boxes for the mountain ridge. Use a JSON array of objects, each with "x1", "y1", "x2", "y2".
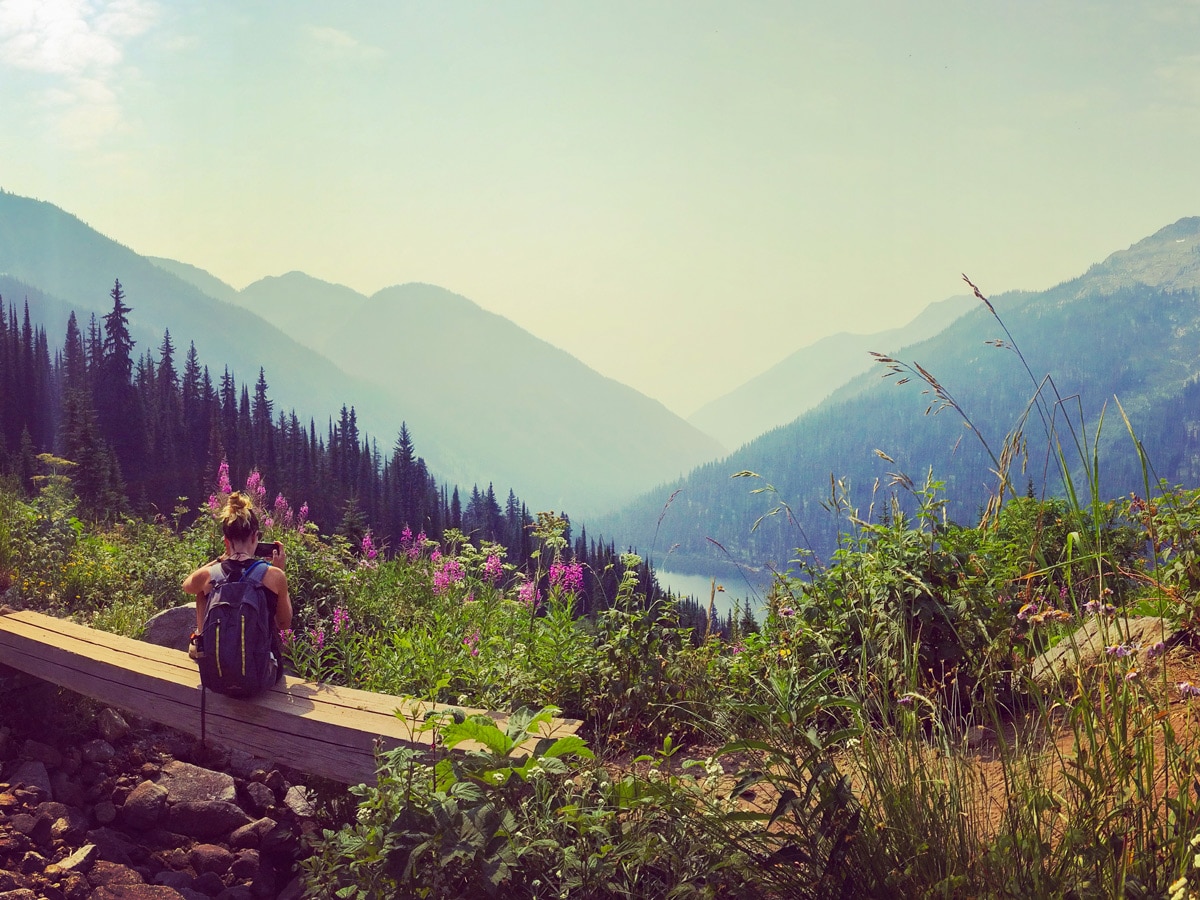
[
  {"x1": 686, "y1": 295, "x2": 968, "y2": 448},
  {"x1": 597, "y1": 216, "x2": 1200, "y2": 575},
  {"x1": 2, "y1": 191, "x2": 721, "y2": 516}
]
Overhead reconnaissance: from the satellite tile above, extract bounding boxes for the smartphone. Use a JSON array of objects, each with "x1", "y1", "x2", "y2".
[{"x1": 255, "y1": 541, "x2": 277, "y2": 557}]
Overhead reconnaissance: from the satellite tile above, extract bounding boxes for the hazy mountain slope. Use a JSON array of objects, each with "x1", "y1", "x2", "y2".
[
  {"x1": 309, "y1": 282, "x2": 726, "y2": 514},
  {"x1": 598, "y1": 217, "x2": 1200, "y2": 574},
  {"x1": 3, "y1": 193, "x2": 723, "y2": 515},
  {"x1": 238, "y1": 272, "x2": 370, "y2": 354},
  {"x1": 147, "y1": 257, "x2": 241, "y2": 306},
  {"x1": 0, "y1": 276, "x2": 76, "y2": 342},
  {"x1": 687, "y1": 296, "x2": 968, "y2": 448},
  {"x1": 0, "y1": 192, "x2": 401, "y2": 453}
]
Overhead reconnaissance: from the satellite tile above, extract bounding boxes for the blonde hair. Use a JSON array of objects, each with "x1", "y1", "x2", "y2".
[{"x1": 221, "y1": 491, "x2": 260, "y2": 543}]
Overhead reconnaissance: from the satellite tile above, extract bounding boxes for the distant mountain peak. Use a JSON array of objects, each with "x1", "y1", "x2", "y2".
[{"x1": 1080, "y1": 216, "x2": 1200, "y2": 294}]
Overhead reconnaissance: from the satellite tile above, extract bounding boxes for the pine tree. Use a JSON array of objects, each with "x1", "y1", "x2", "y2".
[
  {"x1": 95, "y1": 279, "x2": 143, "y2": 500},
  {"x1": 252, "y1": 367, "x2": 275, "y2": 478}
]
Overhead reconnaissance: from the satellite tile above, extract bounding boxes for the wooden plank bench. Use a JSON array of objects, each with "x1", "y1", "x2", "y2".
[{"x1": 0, "y1": 608, "x2": 582, "y2": 786}]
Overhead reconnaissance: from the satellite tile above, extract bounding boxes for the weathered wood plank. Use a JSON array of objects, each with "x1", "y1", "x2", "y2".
[{"x1": 0, "y1": 609, "x2": 581, "y2": 786}]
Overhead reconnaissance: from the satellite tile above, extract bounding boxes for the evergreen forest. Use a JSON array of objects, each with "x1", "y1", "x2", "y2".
[{"x1": 0, "y1": 279, "x2": 700, "y2": 625}]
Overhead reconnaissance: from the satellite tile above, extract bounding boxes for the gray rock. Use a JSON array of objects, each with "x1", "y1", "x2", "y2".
[
  {"x1": 60, "y1": 748, "x2": 82, "y2": 777},
  {"x1": 7, "y1": 813, "x2": 35, "y2": 835},
  {"x1": 1033, "y1": 614, "x2": 1177, "y2": 688},
  {"x1": 228, "y1": 849, "x2": 260, "y2": 881},
  {"x1": 188, "y1": 843, "x2": 234, "y2": 876},
  {"x1": 90, "y1": 887, "x2": 188, "y2": 900},
  {"x1": 21, "y1": 738, "x2": 63, "y2": 769},
  {"x1": 93, "y1": 799, "x2": 118, "y2": 824},
  {"x1": 229, "y1": 817, "x2": 276, "y2": 850},
  {"x1": 142, "y1": 605, "x2": 197, "y2": 652},
  {"x1": 82, "y1": 739, "x2": 116, "y2": 764},
  {"x1": 51, "y1": 770, "x2": 85, "y2": 807},
  {"x1": 98, "y1": 708, "x2": 131, "y2": 744},
  {"x1": 0, "y1": 888, "x2": 38, "y2": 900},
  {"x1": 48, "y1": 806, "x2": 90, "y2": 843},
  {"x1": 153, "y1": 871, "x2": 195, "y2": 892},
  {"x1": 249, "y1": 863, "x2": 276, "y2": 899},
  {"x1": 216, "y1": 887, "x2": 254, "y2": 900},
  {"x1": 159, "y1": 761, "x2": 236, "y2": 805},
  {"x1": 166, "y1": 800, "x2": 251, "y2": 839},
  {"x1": 87, "y1": 859, "x2": 146, "y2": 885},
  {"x1": 120, "y1": 780, "x2": 168, "y2": 831},
  {"x1": 56, "y1": 842, "x2": 98, "y2": 873},
  {"x1": 226, "y1": 751, "x2": 271, "y2": 781},
  {"x1": 191, "y1": 870, "x2": 225, "y2": 895},
  {"x1": 86, "y1": 827, "x2": 137, "y2": 865},
  {"x1": 7, "y1": 761, "x2": 51, "y2": 799},
  {"x1": 276, "y1": 875, "x2": 305, "y2": 900},
  {"x1": 242, "y1": 782, "x2": 274, "y2": 817},
  {"x1": 282, "y1": 785, "x2": 314, "y2": 819}
]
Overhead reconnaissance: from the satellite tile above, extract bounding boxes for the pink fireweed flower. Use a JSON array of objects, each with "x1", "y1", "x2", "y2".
[
  {"x1": 517, "y1": 580, "x2": 541, "y2": 610},
  {"x1": 332, "y1": 607, "x2": 350, "y2": 635},
  {"x1": 279, "y1": 629, "x2": 294, "y2": 647},
  {"x1": 462, "y1": 630, "x2": 481, "y2": 657},
  {"x1": 263, "y1": 517, "x2": 273, "y2": 529},
  {"x1": 297, "y1": 502, "x2": 309, "y2": 530},
  {"x1": 406, "y1": 531, "x2": 427, "y2": 562},
  {"x1": 400, "y1": 526, "x2": 413, "y2": 550},
  {"x1": 361, "y1": 530, "x2": 378, "y2": 561},
  {"x1": 245, "y1": 470, "x2": 267, "y2": 508},
  {"x1": 549, "y1": 561, "x2": 584, "y2": 594},
  {"x1": 483, "y1": 554, "x2": 503, "y2": 583},
  {"x1": 206, "y1": 493, "x2": 220, "y2": 513},
  {"x1": 310, "y1": 627, "x2": 325, "y2": 650},
  {"x1": 433, "y1": 558, "x2": 465, "y2": 595},
  {"x1": 274, "y1": 493, "x2": 292, "y2": 527},
  {"x1": 216, "y1": 458, "x2": 232, "y2": 494}
]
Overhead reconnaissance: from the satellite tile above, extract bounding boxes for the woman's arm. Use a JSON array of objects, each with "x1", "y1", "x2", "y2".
[
  {"x1": 262, "y1": 551, "x2": 293, "y2": 632},
  {"x1": 182, "y1": 566, "x2": 213, "y2": 631}
]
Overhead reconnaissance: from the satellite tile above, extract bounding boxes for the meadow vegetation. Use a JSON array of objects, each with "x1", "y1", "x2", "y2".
[{"x1": 5, "y1": 297, "x2": 1200, "y2": 898}]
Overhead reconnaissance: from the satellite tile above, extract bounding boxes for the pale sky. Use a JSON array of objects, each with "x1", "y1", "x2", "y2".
[{"x1": 2, "y1": 1, "x2": 1198, "y2": 416}]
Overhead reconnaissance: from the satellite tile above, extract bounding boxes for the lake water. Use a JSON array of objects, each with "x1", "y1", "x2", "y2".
[{"x1": 654, "y1": 568, "x2": 767, "y2": 621}]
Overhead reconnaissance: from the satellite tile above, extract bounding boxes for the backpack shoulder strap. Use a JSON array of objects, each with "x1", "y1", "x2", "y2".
[{"x1": 242, "y1": 559, "x2": 268, "y2": 584}]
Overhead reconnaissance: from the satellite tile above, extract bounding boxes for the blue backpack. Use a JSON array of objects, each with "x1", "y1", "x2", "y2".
[{"x1": 196, "y1": 559, "x2": 277, "y2": 697}]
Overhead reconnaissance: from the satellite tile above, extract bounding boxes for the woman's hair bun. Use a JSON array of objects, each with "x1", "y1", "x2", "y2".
[{"x1": 220, "y1": 491, "x2": 259, "y2": 539}]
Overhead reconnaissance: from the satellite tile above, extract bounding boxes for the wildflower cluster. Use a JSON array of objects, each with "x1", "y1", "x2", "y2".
[
  {"x1": 360, "y1": 531, "x2": 378, "y2": 567},
  {"x1": 204, "y1": 460, "x2": 308, "y2": 534},
  {"x1": 483, "y1": 553, "x2": 503, "y2": 582},
  {"x1": 1179, "y1": 681, "x2": 1200, "y2": 699},
  {"x1": 517, "y1": 579, "x2": 541, "y2": 610},
  {"x1": 549, "y1": 560, "x2": 584, "y2": 594},
  {"x1": 433, "y1": 557, "x2": 465, "y2": 595},
  {"x1": 462, "y1": 629, "x2": 481, "y2": 657},
  {"x1": 1016, "y1": 596, "x2": 1072, "y2": 626},
  {"x1": 399, "y1": 526, "x2": 426, "y2": 561}
]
